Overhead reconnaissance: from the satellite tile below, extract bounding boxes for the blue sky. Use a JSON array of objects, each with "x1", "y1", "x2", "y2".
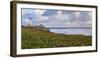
[
  {"x1": 21, "y1": 8, "x2": 92, "y2": 28},
  {"x1": 21, "y1": 8, "x2": 92, "y2": 36}
]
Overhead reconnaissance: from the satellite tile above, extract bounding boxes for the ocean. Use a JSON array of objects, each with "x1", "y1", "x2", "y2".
[{"x1": 50, "y1": 29, "x2": 92, "y2": 36}]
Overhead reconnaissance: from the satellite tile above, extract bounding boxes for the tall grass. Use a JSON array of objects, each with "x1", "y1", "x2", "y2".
[{"x1": 21, "y1": 27, "x2": 92, "y2": 49}]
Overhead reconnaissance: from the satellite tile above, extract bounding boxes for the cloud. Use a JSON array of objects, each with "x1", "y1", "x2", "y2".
[
  {"x1": 43, "y1": 12, "x2": 92, "y2": 28},
  {"x1": 42, "y1": 10, "x2": 57, "y2": 16},
  {"x1": 22, "y1": 9, "x2": 34, "y2": 15},
  {"x1": 38, "y1": 11, "x2": 92, "y2": 28},
  {"x1": 22, "y1": 9, "x2": 48, "y2": 22},
  {"x1": 75, "y1": 12, "x2": 80, "y2": 17},
  {"x1": 22, "y1": 9, "x2": 92, "y2": 28},
  {"x1": 52, "y1": 11, "x2": 63, "y2": 19},
  {"x1": 34, "y1": 10, "x2": 48, "y2": 21},
  {"x1": 57, "y1": 11, "x2": 63, "y2": 15},
  {"x1": 74, "y1": 12, "x2": 80, "y2": 20},
  {"x1": 34, "y1": 9, "x2": 46, "y2": 15},
  {"x1": 22, "y1": 19, "x2": 30, "y2": 26}
]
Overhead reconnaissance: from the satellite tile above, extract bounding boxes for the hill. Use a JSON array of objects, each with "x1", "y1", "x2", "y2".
[{"x1": 21, "y1": 27, "x2": 92, "y2": 49}]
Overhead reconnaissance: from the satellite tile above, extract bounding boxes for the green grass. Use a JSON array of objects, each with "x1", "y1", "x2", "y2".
[{"x1": 21, "y1": 27, "x2": 92, "y2": 49}]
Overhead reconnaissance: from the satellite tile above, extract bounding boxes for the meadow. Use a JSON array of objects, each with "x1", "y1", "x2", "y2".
[{"x1": 21, "y1": 27, "x2": 92, "y2": 49}]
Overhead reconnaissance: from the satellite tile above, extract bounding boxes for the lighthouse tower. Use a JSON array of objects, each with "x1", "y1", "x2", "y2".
[{"x1": 27, "y1": 17, "x2": 33, "y2": 27}]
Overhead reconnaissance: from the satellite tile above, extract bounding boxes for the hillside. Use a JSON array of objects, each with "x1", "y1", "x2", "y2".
[{"x1": 21, "y1": 27, "x2": 92, "y2": 49}]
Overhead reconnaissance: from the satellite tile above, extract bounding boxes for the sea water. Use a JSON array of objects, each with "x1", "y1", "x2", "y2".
[{"x1": 50, "y1": 29, "x2": 92, "y2": 36}]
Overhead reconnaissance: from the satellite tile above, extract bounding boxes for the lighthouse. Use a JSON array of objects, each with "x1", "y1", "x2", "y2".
[{"x1": 27, "y1": 17, "x2": 33, "y2": 27}]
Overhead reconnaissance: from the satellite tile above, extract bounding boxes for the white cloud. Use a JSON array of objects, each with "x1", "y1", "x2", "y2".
[
  {"x1": 54, "y1": 11, "x2": 63, "y2": 19},
  {"x1": 75, "y1": 12, "x2": 80, "y2": 16},
  {"x1": 86, "y1": 20, "x2": 92, "y2": 25},
  {"x1": 22, "y1": 19, "x2": 30, "y2": 26},
  {"x1": 23, "y1": 19, "x2": 30, "y2": 22},
  {"x1": 74, "y1": 12, "x2": 80, "y2": 19},
  {"x1": 33, "y1": 10, "x2": 48, "y2": 21},
  {"x1": 57, "y1": 11, "x2": 63, "y2": 15},
  {"x1": 23, "y1": 9, "x2": 92, "y2": 27},
  {"x1": 34, "y1": 9, "x2": 46, "y2": 15},
  {"x1": 38, "y1": 16, "x2": 48, "y2": 21}
]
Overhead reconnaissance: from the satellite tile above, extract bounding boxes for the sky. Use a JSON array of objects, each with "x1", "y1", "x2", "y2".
[
  {"x1": 21, "y1": 8, "x2": 92, "y2": 28},
  {"x1": 21, "y1": 8, "x2": 92, "y2": 36}
]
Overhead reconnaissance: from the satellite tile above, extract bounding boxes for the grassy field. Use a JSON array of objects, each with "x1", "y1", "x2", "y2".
[{"x1": 21, "y1": 27, "x2": 92, "y2": 49}]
